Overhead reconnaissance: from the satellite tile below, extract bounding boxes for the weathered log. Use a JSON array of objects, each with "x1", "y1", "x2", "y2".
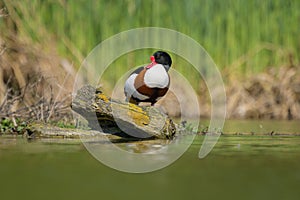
[{"x1": 71, "y1": 85, "x2": 176, "y2": 139}]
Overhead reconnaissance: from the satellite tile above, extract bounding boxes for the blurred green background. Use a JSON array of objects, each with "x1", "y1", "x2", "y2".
[{"x1": 1, "y1": 0, "x2": 299, "y2": 78}]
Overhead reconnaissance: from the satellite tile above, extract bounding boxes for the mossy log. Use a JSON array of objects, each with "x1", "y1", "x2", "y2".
[{"x1": 71, "y1": 85, "x2": 176, "y2": 139}]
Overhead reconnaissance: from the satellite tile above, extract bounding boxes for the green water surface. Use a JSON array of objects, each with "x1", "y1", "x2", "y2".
[{"x1": 1, "y1": 120, "x2": 300, "y2": 200}]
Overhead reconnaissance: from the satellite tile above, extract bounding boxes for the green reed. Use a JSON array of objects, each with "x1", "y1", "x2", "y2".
[{"x1": 1, "y1": 0, "x2": 299, "y2": 87}]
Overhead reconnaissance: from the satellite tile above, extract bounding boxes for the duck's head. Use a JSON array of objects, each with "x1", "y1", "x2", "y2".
[{"x1": 151, "y1": 51, "x2": 172, "y2": 71}]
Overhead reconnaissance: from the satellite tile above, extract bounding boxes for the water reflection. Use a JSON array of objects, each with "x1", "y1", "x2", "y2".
[{"x1": 1, "y1": 130, "x2": 300, "y2": 200}]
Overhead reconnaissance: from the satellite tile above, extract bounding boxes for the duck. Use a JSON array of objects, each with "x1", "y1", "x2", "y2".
[{"x1": 124, "y1": 51, "x2": 172, "y2": 106}]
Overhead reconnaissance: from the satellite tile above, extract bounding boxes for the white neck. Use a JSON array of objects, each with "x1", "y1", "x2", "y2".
[{"x1": 144, "y1": 64, "x2": 169, "y2": 88}]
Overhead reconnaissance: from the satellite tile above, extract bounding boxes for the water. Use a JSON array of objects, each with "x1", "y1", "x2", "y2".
[{"x1": 1, "y1": 120, "x2": 300, "y2": 200}]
